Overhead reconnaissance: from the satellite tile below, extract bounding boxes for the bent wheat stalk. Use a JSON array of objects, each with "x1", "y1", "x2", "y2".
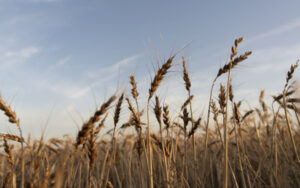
[
  {"x1": 147, "y1": 55, "x2": 175, "y2": 188},
  {"x1": 202, "y1": 37, "x2": 251, "y2": 187},
  {"x1": 182, "y1": 57, "x2": 197, "y2": 186},
  {"x1": 0, "y1": 96, "x2": 24, "y2": 188},
  {"x1": 282, "y1": 61, "x2": 300, "y2": 162}
]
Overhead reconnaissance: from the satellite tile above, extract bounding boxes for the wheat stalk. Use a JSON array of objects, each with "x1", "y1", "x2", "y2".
[
  {"x1": 0, "y1": 95, "x2": 24, "y2": 188},
  {"x1": 282, "y1": 61, "x2": 300, "y2": 162},
  {"x1": 182, "y1": 56, "x2": 198, "y2": 185},
  {"x1": 147, "y1": 55, "x2": 176, "y2": 188}
]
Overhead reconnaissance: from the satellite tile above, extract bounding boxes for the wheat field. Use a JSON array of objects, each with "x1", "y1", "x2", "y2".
[{"x1": 1, "y1": 38, "x2": 300, "y2": 188}]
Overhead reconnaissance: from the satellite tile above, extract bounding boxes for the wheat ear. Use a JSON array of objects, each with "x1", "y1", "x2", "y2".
[{"x1": 76, "y1": 95, "x2": 116, "y2": 149}]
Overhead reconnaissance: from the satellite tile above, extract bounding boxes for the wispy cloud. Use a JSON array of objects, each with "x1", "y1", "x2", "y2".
[
  {"x1": 245, "y1": 44, "x2": 300, "y2": 73},
  {"x1": 249, "y1": 17, "x2": 300, "y2": 42},
  {"x1": 111, "y1": 54, "x2": 143, "y2": 71},
  {"x1": 84, "y1": 53, "x2": 143, "y2": 79},
  {"x1": 47, "y1": 83, "x2": 92, "y2": 99},
  {"x1": 40, "y1": 55, "x2": 72, "y2": 76},
  {"x1": 70, "y1": 87, "x2": 91, "y2": 99},
  {"x1": 57, "y1": 55, "x2": 71, "y2": 66},
  {"x1": 0, "y1": 46, "x2": 40, "y2": 72},
  {"x1": 4, "y1": 46, "x2": 40, "y2": 59}
]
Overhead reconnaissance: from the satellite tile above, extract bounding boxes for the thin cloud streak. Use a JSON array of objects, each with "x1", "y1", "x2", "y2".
[
  {"x1": 47, "y1": 83, "x2": 92, "y2": 99},
  {"x1": 248, "y1": 17, "x2": 300, "y2": 43},
  {"x1": 4, "y1": 46, "x2": 40, "y2": 59},
  {"x1": 245, "y1": 44, "x2": 300, "y2": 73},
  {"x1": 57, "y1": 55, "x2": 71, "y2": 66},
  {"x1": 0, "y1": 46, "x2": 40, "y2": 72},
  {"x1": 45, "y1": 55, "x2": 72, "y2": 74},
  {"x1": 111, "y1": 54, "x2": 143, "y2": 71},
  {"x1": 84, "y1": 53, "x2": 143, "y2": 79}
]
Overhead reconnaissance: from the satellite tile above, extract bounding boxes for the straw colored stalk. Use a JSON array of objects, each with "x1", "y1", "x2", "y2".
[
  {"x1": 129, "y1": 74, "x2": 149, "y2": 164},
  {"x1": 126, "y1": 97, "x2": 148, "y2": 166},
  {"x1": 153, "y1": 96, "x2": 169, "y2": 187},
  {"x1": 126, "y1": 97, "x2": 142, "y2": 130},
  {"x1": 181, "y1": 107, "x2": 189, "y2": 174},
  {"x1": 205, "y1": 38, "x2": 251, "y2": 151},
  {"x1": 282, "y1": 61, "x2": 300, "y2": 162},
  {"x1": 223, "y1": 38, "x2": 251, "y2": 188},
  {"x1": 2, "y1": 138, "x2": 15, "y2": 188},
  {"x1": 201, "y1": 37, "x2": 251, "y2": 187},
  {"x1": 88, "y1": 128, "x2": 96, "y2": 188},
  {"x1": 112, "y1": 93, "x2": 124, "y2": 159},
  {"x1": 113, "y1": 93, "x2": 124, "y2": 145},
  {"x1": 232, "y1": 102, "x2": 247, "y2": 188},
  {"x1": 0, "y1": 95, "x2": 24, "y2": 188},
  {"x1": 147, "y1": 55, "x2": 175, "y2": 188},
  {"x1": 182, "y1": 56, "x2": 197, "y2": 185}
]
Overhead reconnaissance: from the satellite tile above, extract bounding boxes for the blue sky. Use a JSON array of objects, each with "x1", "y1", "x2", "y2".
[{"x1": 1, "y1": 0, "x2": 300, "y2": 138}]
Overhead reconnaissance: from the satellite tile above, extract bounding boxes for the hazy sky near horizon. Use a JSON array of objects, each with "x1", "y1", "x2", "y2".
[{"x1": 1, "y1": 0, "x2": 300, "y2": 138}]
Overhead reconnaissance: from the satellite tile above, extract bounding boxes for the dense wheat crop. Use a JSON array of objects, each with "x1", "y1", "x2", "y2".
[{"x1": 1, "y1": 38, "x2": 300, "y2": 188}]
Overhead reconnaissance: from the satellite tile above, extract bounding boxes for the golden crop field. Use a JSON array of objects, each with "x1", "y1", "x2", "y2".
[{"x1": 1, "y1": 38, "x2": 300, "y2": 188}]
